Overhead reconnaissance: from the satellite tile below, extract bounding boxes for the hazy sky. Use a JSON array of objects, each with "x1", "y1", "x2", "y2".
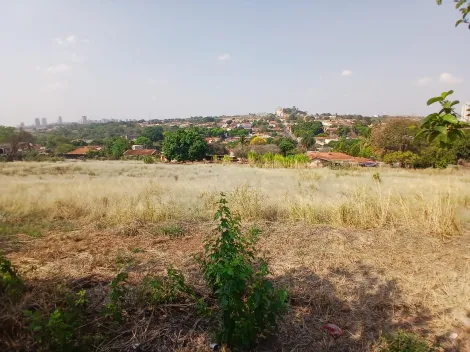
[{"x1": 1, "y1": 0, "x2": 469, "y2": 126}]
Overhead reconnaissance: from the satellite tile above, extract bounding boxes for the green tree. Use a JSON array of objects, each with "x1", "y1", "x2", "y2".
[
  {"x1": 162, "y1": 128, "x2": 208, "y2": 161},
  {"x1": 0, "y1": 127, "x2": 34, "y2": 160},
  {"x1": 55, "y1": 144, "x2": 76, "y2": 155},
  {"x1": 337, "y1": 125, "x2": 351, "y2": 137},
  {"x1": 417, "y1": 90, "x2": 465, "y2": 148},
  {"x1": 292, "y1": 121, "x2": 324, "y2": 137},
  {"x1": 46, "y1": 135, "x2": 70, "y2": 149},
  {"x1": 135, "y1": 136, "x2": 153, "y2": 148},
  {"x1": 371, "y1": 118, "x2": 418, "y2": 155},
  {"x1": 383, "y1": 151, "x2": 420, "y2": 168},
  {"x1": 109, "y1": 137, "x2": 129, "y2": 159},
  {"x1": 278, "y1": 138, "x2": 296, "y2": 156},
  {"x1": 141, "y1": 126, "x2": 164, "y2": 142},
  {"x1": 300, "y1": 135, "x2": 316, "y2": 150}
]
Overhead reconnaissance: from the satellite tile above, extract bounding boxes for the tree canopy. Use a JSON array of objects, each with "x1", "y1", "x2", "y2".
[
  {"x1": 371, "y1": 119, "x2": 418, "y2": 155},
  {"x1": 0, "y1": 127, "x2": 34, "y2": 159},
  {"x1": 141, "y1": 126, "x2": 164, "y2": 142},
  {"x1": 135, "y1": 136, "x2": 153, "y2": 148},
  {"x1": 291, "y1": 121, "x2": 324, "y2": 138},
  {"x1": 162, "y1": 128, "x2": 208, "y2": 161}
]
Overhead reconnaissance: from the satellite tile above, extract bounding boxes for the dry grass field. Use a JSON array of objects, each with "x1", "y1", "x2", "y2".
[{"x1": 1, "y1": 160, "x2": 470, "y2": 351}]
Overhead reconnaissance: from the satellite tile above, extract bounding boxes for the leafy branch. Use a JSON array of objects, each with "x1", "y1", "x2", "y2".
[
  {"x1": 417, "y1": 90, "x2": 465, "y2": 148},
  {"x1": 437, "y1": 0, "x2": 470, "y2": 28}
]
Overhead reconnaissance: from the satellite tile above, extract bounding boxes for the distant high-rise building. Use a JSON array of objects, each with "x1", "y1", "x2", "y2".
[
  {"x1": 20, "y1": 122, "x2": 25, "y2": 128},
  {"x1": 81, "y1": 116, "x2": 87, "y2": 124},
  {"x1": 34, "y1": 118, "x2": 40, "y2": 127},
  {"x1": 461, "y1": 103, "x2": 470, "y2": 123},
  {"x1": 58, "y1": 116, "x2": 63, "y2": 124},
  {"x1": 41, "y1": 118, "x2": 47, "y2": 125}
]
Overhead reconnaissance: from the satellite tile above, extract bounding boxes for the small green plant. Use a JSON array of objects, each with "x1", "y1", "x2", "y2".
[
  {"x1": 139, "y1": 266, "x2": 194, "y2": 305},
  {"x1": 199, "y1": 194, "x2": 288, "y2": 350},
  {"x1": 372, "y1": 172, "x2": 381, "y2": 183},
  {"x1": 103, "y1": 272, "x2": 128, "y2": 322},
  {"x1": 24, "y1": 289, "x2": 87, "y2": 351},
  {"x1": 143, "y1": 155, "x2": 154, "y2": 164},
  {"x1": 376, "y1": 331, "x2": 436, "y2": 352},
  {"x1": 0, "y1": 254, "x2": 24, "y2": 298},
  {"x1": 161, "y1": 224, "x2": 183, "y2": 238}
]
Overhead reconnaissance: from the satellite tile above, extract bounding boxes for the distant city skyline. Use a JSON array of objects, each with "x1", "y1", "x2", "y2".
[{"x1": 1, "y1": 0, "x2": 469, "y2": 127}]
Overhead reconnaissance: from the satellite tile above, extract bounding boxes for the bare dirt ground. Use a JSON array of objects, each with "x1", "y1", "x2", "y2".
[{"x1": 2, "y1": 220, "x2": 470, "y2": 351}]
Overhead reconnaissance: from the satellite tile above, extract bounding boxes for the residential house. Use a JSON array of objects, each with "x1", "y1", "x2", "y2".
[
  {"x1": 314, "y1": 136, "x2": 339, "y2": 147},
  {"x1": 65, "y1": 146, "x2": 103, "y2": 159},
  {"x1": 237, "y1": 122, "x2": 252, "y2": 130},
  {"x1": 0, "y1": 144, "x2": 11, "y2": 155},
  {"x1": 123, "y1": 149, "x2": 156, "y2": 157},
  {"x1": 205, "y1": 137, "x2": 220, "y2": 144},
  {"x1": 124, "y1": 134, "x2": 140, "y2": 141},
  {"x1": 307, "y1": 151, "x2": 372, "y2": 167}
]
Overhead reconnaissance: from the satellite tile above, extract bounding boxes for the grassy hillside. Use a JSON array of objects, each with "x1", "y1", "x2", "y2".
[{"x1": 1, "y1": 161, "x2": 469, "y2": 351}]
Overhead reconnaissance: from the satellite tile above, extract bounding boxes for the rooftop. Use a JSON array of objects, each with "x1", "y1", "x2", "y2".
[
  {"x1": 123, "y1": 149, "x2": 156, "y2": 156},
  {"x1": 66, "y1": 146, "x2": 102, "y2": 155},
  {"x1": 307, "y1": 152, "x2": 372, "y2": 163}
]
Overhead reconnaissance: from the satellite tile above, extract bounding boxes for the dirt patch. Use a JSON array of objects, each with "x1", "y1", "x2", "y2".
[{"x1": 3, "y1": 222, "x2": 470, "y2": 351}]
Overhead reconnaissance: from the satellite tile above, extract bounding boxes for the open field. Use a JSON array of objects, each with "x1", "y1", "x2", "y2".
[{"x1": 1, "y1": 161, "x2": 470, "y2": 351}]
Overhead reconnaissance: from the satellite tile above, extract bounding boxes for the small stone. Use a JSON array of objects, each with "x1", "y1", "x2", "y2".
[{"x1": 449, "y1": 332, "x2": 458, "y2": 340}]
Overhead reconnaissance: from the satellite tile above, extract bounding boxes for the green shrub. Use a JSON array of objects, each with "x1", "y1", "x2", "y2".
[
  {"x1": 0, "y1": 254, "x2": 24, "y2": 299},
  {"x1": 103, "y1": 272, "x2": 128, "y2": 322},
  {"x1": 372, "y1": 172, "x2": 381, "y2": 182},
  {"x1": 161, "y1": 224, "x2": 183, "y2": 238},
  {"x1": 143, "y1": 155, "x2": 154, "y2": 164},
  {"x1": 376, "y1": 331, "x2": 436, "y2": 352},
  {"x1": 24, "y1": 290, "x2": 87, "y2": 351},
  {"x1": 199, "y1": 194, "x2": 288, "y2": 350},
  {"x1": 138, "y1": 266, "x2": 194, "y2": 304}
]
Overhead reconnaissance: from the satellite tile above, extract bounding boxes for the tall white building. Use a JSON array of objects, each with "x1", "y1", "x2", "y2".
[
  {"x1": 58, "y1": 116, "x2": 63, "y2": 124},
  {"x1": 462, "y1": 103, "x2": 470, "y2": 123},
  {"x1": 81, "y1": 116, "x2": 87, "y2": 124},
  {"x1": 41, "y1": 118, "x2": 47, "y2": 125}
]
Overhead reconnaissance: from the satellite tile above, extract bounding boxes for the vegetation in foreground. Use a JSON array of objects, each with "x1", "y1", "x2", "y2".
[{"x1": 1, "y1": 162, "x2": 470, "y2": 351}]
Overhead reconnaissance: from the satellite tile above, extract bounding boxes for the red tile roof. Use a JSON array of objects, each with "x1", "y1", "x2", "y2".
[
  {"x1": 123, "y1": 149, "x2": 156, "y2": 156},
  {"x1": 307, "y1": 152, "x2": 372, "y2": 163},
  {"x1": 66, "y1": 146, "x2": 102, "y2": 155}
]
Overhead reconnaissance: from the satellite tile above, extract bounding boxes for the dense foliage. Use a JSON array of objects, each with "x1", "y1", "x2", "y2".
[
  {"x1": 162, "y1": 128, "x2": 208, "y2": 161},
  {"x1": 291, "y1": 121, "x2": 324, "y2": 137},
  {"x1": 417, "y1": 90, "x2": 465, "y2": 148}
]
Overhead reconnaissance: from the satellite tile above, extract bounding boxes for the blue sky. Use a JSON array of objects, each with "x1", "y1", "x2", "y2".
[{"x1": 0, "y1": 0, "x2": 469, "y2": 126}]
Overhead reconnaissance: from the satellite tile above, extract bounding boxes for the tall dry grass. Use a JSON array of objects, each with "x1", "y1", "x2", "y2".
[{"x1": 1, "y1": 161, "x2": 469, "y2": 237}]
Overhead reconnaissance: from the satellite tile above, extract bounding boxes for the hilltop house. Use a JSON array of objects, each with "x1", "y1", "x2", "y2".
[
  {"x1": 123, "y1": 149, "x2": 156, "y2": 157},
  {"x1": 307, "y1": 151, "x2": 372, "y2": 167},
  {"x1": 65, "y1": 146, "x2": 103, "y2": 159},
  {"x1": 0, "y1": 144, "x2": 11, "y2": 155}
]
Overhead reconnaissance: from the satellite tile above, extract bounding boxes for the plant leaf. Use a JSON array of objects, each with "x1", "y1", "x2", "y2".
[
  {"x1": 456, "y1": 0, "x2": 466, "y2": 9},
  {"x1": 434, "y1": 126, "x2": 448, "y2": 135},
  {"x1": 442, "y1": 114, "x2": 458, "y2": 124},
  {"x1": 427, "y1": 96, "x2": 444, "y2": 106},
  {"x1": 440, "y1": 90, "x2": 454, "y2": 100},
  {"x1": 456, "y1": 19, "x2": 464, "y2": 26}
]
